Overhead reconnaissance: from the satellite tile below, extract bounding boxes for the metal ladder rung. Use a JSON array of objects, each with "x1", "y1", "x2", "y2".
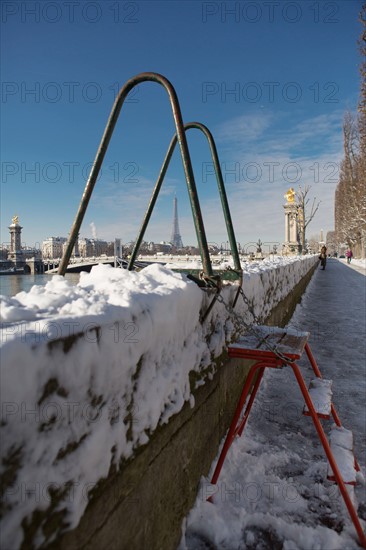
[
  {"x1": 327, "y1": 425, "x2": 358, "y2": 485},
  {"x1": 303, "y1": 378, "x2": 333, "y2": 419}
]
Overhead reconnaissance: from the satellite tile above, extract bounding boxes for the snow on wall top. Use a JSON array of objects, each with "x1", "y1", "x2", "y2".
[{"x1": 0, "y1": 256, "x2": 317, "y2": 548}]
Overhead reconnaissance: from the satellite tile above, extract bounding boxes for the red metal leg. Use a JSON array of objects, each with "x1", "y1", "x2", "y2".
[
  {"x1": 210, "y1": 361, "x2": 269, "y2": 486},
  {"x1": 291, "y1": 362, "x2": 366, "y2": 548},
  {"x1": 306, "y1": 343, "x2": 342, "y2": 426},
  {"x1": 210, "y1": 336, "x2": 365, "y2": 545},
  {"x1": 237, "y1": 367, "x2": 265, "y2": 437},
  {"x1": 305, "y1": 342, "x2": 323, "y2": 378},
  {"x1": 305, "y1": 343, "x2": 360, "y2": 472}
]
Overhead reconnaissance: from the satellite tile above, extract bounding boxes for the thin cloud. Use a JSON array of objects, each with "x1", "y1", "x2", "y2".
[
  {"x1": 215, "y1": 113, "x2": 274, "y2": 143},
  {"x1": 215, "y1": 110, "x2": 344, "y2": 157},
  {"x1": 81, "y1": 111, "x2": 346, "y2": 245}
]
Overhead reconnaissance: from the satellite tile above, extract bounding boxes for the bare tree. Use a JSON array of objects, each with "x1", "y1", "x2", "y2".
[
  {"x1": 358, "y1": 3, "x2": 366, "y2": 156},
  {"x1": 308, "y1": 234, "x2": 320, "y2": 254},
  {"x1": 335, "y1": 4, "x2": 366, "y2": 258},
  {"x1": 335, "y1": 111, "x2": 366, "y2": 256},
  {"x1": 296, "y1": 185, "x2": 321, "y2": 254},
  {"x1": 357, "y1": 3, "x2": 366, "y2": 256},
  {"x1": 326, "y1": 230, "x2": 337, "y2": 256}
]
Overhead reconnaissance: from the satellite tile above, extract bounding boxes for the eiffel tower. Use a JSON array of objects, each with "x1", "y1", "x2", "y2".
[{"x1": 170, "y1": 196, "x2": 183, "y2": 249}]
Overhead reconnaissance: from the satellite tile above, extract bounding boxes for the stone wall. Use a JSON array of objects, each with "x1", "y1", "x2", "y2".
[{"x1": 47, "y1": 261, "x2": 317, "y2": 550}]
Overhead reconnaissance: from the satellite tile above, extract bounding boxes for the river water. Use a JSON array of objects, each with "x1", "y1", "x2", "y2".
[{"x1": 0, "y1": 273, "x2": 80, "y2": 298}]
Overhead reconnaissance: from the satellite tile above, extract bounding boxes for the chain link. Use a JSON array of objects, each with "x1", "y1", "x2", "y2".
[{"x1": 215, "y1": 287, "x2": 295, "y2": 365}]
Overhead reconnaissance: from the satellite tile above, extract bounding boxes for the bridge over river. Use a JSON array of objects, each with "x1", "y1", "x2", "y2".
[
  {"x1": 43, "y1": 254, "x2": 245, "y2": 274},
  {"x1": 44, "y1": 256, "x2": 150, "y2": 273}
]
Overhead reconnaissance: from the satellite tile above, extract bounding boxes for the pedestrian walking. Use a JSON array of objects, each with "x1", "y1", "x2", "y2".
[
  {"x1": 319, "y1": 245, "x2": 327, "y2": 270},
  {"x1": 346, "y1": 248, "x2": 353, "y2": 264}
]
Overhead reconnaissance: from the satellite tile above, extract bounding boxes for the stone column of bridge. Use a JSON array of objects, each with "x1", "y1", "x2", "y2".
[
  {"x1": 283, "y1": 188, "x2": 300, "y2": 254},
  {"x1": 8, "y1": 215, "x2": 25, "y2": 268}
]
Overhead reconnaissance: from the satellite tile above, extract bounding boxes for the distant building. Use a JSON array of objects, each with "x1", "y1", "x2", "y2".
[
  {"x1": 90, "y1": 239, "x2": 108, "y2": 257},
  {"x1": 75, "y1": 238, "x2": 113, "y2": 258},
  {"x1": 62, "y1": 239, "x2": 80, "y2": 258},
  {"x1": 78, "y1": 238, "x2": 93, "y2": 258},
  {"x1": 42, "y1": 237, "x2": 67, "y2": 259},
  {"x1": 155, "y1": 241, "x2": 172, "y2": 254}
]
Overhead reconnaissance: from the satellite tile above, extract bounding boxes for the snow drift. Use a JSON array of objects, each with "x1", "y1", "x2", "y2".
[{"x1": 0, "y1": 256, "x2": 317, "y2": 548}]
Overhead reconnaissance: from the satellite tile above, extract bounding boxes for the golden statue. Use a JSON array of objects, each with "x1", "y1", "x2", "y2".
[
  {"x1": 284, "y1": 188, "x2": 296, "y2": 203},
  {"x1": 12, "y1": 215, "x2": 19, "y2": 224}
]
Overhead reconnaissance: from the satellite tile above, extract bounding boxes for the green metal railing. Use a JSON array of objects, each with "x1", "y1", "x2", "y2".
[
  {"x1": 128, "y1": 122, "x2": 241, "y2": 280},
  {"x1": 58, "y1": 73, "x2": 241, "y2": 284}
]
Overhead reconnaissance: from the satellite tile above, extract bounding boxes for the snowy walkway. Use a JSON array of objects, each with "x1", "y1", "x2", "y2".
[
  {"x1": 339, "y1": 258, "x2": 366, "y2": 277},
  {"x1": 180, "y1": 259, "x2": 366, "y2": 550}
]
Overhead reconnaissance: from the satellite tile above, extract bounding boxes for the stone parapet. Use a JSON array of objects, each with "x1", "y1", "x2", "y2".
[{"x1": 0, "y1": 257, "x2": 318, "y2": 549}]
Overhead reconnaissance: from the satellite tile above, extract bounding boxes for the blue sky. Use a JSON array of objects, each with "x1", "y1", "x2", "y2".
[{"x1": 1, "y1": 0, "x2": 363, "y2": 251}]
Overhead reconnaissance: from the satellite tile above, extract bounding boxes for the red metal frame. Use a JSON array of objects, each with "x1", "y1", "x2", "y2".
[{"x1": 209, "y1": 340, "x2": 366, "y2": 548}]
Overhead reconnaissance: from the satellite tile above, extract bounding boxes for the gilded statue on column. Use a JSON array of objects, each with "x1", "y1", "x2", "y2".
[{"x1": 284, "y1": 188, "x2": 296, "y2": 203}]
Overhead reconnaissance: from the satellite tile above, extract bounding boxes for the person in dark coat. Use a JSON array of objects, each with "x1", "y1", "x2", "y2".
[{"x1": 319, "y1": 245, "x2": 327, "y2": 270}]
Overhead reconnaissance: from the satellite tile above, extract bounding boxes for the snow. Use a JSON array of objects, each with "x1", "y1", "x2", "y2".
[
  {"x1": 348, "y1": 258, "x2": 366, "y2": 269},
  {"x1": 330, "y1": 425, "x2": 354, "y2": 451},
  {"x1": 339, "y1": 257, "x2": 366, "y2": 275},
  {"x1": 0, "y1": 256, "x2": 318, "y2": 548},
  {"x1": 230, "y1": 325, "x2": 310, "y2": 360},
  {"x1": 303, "y1": 378, "x2": 333, "y2": 418},
  {"x1": 180, "y1": 259, "x2": 366, "y2": 550},
  {"x1": 327, "y1": 425, "x2": 357, "y2": 485}
]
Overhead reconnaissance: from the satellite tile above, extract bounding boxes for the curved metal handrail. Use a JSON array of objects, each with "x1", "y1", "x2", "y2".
[
  {"x1": 128, "y1": 122, "x2": 241, "y2": 274},
  {"x1": 58, "y1": 73, "x2": 213, "y2": 276}
]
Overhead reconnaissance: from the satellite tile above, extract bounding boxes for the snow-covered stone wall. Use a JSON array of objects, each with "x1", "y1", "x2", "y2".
[{"x1": 0, "y1": 255, "x2": 317, "y2": 548}]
